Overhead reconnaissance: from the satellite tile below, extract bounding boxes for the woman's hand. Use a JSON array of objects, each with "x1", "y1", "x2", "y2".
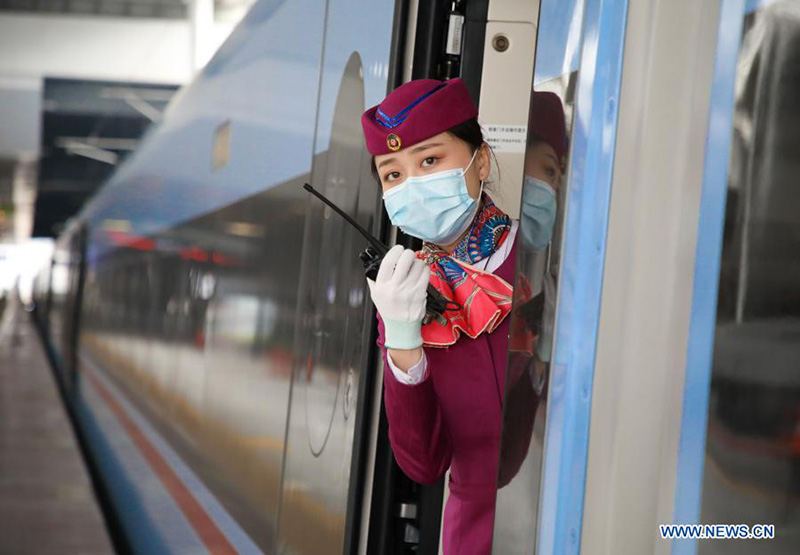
[{"x1": 368, "y1": 244, "x2": 430, "y2": 352}]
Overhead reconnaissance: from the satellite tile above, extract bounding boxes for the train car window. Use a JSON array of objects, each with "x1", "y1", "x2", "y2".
[
  {"x1": 492, "y1": 0, "x2": 585, "y2": 552},
  {"x1": 699, "y1": 2, "x2": 800, "y2": 552}
]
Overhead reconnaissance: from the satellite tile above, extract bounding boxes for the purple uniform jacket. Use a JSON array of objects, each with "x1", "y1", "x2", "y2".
[{"x1": 376, "y1": 236, "x2": 521, "y2": 555}]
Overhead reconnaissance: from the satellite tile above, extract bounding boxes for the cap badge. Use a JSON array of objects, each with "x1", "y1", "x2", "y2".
[{"x1": 387, "y1": 133, "x2": 402, "y2": 151}]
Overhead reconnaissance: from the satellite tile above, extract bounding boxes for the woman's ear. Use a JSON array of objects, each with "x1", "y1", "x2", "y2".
[{"x1": 478, "y1": 142, "x2": 491, "y2": 181}]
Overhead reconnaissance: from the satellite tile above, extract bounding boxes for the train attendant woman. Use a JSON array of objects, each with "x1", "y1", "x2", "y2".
[
  {"x1": 361, "y1": 77, "x2": 519, "y2": 555},
  {"x1": 518, "y1": 90, "x2": 569, "y2": 364}
]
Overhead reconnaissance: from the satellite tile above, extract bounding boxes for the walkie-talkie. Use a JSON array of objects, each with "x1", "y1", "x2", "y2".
[{"x1": 303, "y1": 183, "x2": 460, "y2": 324}]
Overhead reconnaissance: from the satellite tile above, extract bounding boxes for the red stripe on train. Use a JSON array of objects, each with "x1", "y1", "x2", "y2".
[{"x1": 83, "y1": 365, "x2": 237, "y2": 555}]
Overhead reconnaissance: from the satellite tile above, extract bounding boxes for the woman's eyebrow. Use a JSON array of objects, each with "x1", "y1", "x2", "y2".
[
  {"x1": 410, "y1": 142, "x2": 444, "y2": 154},
  {"x1": 377, "y1": 142, "x2": 445, "y2": 170},
  {"x1": 545, "y1": 153, "x2": 559, "y2": 165},
  {"x1": 377, "y1": 157, "x2": 397, "y2": 169}
]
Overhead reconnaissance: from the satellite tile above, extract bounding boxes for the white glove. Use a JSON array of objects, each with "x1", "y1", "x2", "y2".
[{"x1": 367, "y1": 244, "x2": 430, "y2": 350}]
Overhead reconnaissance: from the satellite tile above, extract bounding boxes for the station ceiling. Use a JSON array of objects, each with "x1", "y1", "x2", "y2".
[
  {"x1": 33, "y1": 78, "x2": 178, "y2": 237},
  {"x1": 0, "y1": 0, "x2": 252, "y2": 20},
  {"x1": 0, "y1": 0, "x2": 188, "y2": 19}
]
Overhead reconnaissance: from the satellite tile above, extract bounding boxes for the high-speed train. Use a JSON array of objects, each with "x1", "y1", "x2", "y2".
[{"x1": 32, "y1": 0, "x2": 800, "y2": 553}]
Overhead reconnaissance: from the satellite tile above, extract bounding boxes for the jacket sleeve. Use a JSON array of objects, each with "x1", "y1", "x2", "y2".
[{"x1": 377, "y1": 313, "x2": 453, "y2": 484}]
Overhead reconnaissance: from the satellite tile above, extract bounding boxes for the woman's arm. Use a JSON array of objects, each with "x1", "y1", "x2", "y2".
[
  {"x1": 377, "y1": 315, "x2": 453, "y2": 484},
  {"x1": 367, "y1": 245, "x2": 449, "y2": 482}
]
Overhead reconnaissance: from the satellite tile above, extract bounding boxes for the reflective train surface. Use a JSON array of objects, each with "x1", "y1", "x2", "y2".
[{"x1": 32, "y1": 0, "x2": 800, "y2": 553}]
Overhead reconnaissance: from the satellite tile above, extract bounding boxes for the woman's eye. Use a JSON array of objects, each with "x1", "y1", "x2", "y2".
[
  {"x1": 421, "y1": 156, "x2": 438, "y2": 168},
  {"x1": 546, "y1": 167, "x2": 556, "y2": 179},
  {"x1": 384, "y1": 171, "x2": 401, "y2": 182}
]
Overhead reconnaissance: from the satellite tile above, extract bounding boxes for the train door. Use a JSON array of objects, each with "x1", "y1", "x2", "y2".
[
  {"x1": 273, "y1": 2, "x2": 396, "y2": 554},
  {"x1": 490, "y1": 0, "x2": 632, "y2": 552},
  {"x1": 357, "y1": 2, "x2": 542, "y2": 553},
  {"x1": 349, "y1": 0, "x2": 630, "y2": 552}
]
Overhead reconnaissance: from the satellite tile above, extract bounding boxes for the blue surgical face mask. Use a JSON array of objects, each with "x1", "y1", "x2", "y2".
[
  {"x1": 521, "y1": 176, "x2": 557, "y2": 251},
  {"x1": 383, "y1": 149, "x2": 482, "y2": 245}
]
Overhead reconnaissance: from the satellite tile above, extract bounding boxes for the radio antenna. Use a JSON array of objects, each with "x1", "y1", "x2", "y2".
[{"x1": 303, "y1": 183, "x2": 388, "y2": 255}]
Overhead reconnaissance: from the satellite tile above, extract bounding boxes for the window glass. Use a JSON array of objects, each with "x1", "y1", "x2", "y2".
[
  {"x1": 491, "y1": 1, "x2": 585, "y2": 552},
  {"x1": 700, "y1": 3, "x2": 800, "y2": 552}
]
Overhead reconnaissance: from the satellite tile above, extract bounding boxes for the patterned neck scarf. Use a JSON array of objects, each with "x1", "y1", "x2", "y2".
[{"x1": 415, "y1": 194, "x2": 515, "y2": 347}]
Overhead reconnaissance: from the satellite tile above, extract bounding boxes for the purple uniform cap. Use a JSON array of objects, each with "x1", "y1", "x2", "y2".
[
  {"x1": 361, "y1": 78, "x2": 479, "y2": 156},
  {"x1": 528, "y1": 91, "x2": 569, "y2": 161}
]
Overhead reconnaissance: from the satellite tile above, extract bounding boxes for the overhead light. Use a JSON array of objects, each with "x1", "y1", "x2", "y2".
[
  {"x1": 56, "y1": 136, "x2": 139, "y2": 150},
  {"x1": 99, "y1": 87, "x2": 175, "y2": 102},
  {"x1": 98, "y1": 87, "x2": 169, "y2": 122},
  {"x1": 61, "y1": 141, "x2": 118, "y2": 165}
]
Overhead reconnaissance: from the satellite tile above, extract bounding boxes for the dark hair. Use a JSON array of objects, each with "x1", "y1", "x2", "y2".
[
  {"x1": 447, "y1": 117, "x2": 484, "y2": 152},
  {"x1": 370, "y1": 117, "x2": 499, "y2": 186}
]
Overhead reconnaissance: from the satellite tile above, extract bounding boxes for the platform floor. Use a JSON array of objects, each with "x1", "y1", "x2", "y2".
[{"x1": 0, "y1": 303, "x2": 114, "y2": 555}]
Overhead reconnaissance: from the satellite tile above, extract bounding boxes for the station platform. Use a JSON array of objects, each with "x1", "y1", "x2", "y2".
[{"x1": 0, "y1": 307, "x2": 114, "y2": 554}]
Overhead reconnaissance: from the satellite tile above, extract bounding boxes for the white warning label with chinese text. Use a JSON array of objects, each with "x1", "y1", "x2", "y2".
[{"x1": 484, "y1": 124, "x2": 528, "y2": 154}]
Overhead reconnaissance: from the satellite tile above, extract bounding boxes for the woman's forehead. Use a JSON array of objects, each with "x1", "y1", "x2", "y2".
[
  {"x1": 374, "y1": 131, "x2": 460, "y2": 165},
  {"x1": 527, "y1": 141, "x2": 559, "y2": 163}
]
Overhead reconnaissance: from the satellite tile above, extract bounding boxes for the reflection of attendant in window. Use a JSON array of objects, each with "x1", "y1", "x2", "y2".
[
  {"x1": 521, "y1": 91, "x2": 567, "y2": 254},
  {"x1": 517, "y1": 90, "x2": 568, "y2": 367},
  {"x1": 499, "y1": 91, "x2": 569, "y2": 489}
]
